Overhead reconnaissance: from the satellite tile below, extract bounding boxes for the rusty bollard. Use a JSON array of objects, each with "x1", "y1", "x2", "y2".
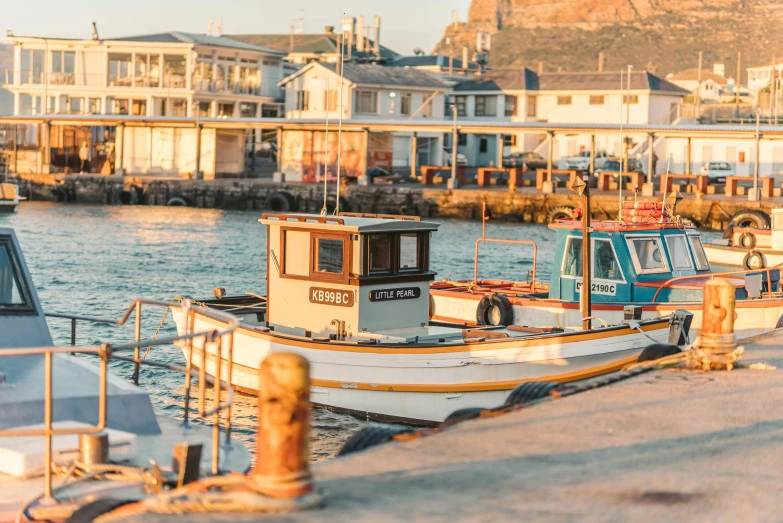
[
  {"x1": 249, "y1": 353, "x2": 313, "y2": 498},
  {"x1": 699, "y1": 278, "x2": 738, "y2": 369}
]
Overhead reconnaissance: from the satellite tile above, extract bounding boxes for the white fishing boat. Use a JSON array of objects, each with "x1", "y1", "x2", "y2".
[
  {"x1": 702, "y1": 208, "x2": 783, "y2": 270},
  {"x1": 172, "y1": 212, "x2": 686, "y2": 426},
  {"x1": 0, "y1": 182, "x2": 25, "y2": 212}
]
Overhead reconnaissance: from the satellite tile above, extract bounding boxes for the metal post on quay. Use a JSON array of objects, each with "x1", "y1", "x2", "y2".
[{"x1": 448, "y1": 103, "x2": 459, "y2": 189}]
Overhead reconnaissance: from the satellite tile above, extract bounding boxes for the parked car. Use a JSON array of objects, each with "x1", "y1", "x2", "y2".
[
  {"x1": 557, "y1": 150, "x2": 610, "y2": 172},
  {"x1": 444, "y1": 151, "x2": 467, "y2": 166},
  {"x1": 502, "y1": 152, "x2": 547, "y2": 170},
  {"x1": 700, "y1": 161, "x2": 734, "y2": 183},
  {"x1": 595, "y1": 158, "x2": 645, "y2": 181}
]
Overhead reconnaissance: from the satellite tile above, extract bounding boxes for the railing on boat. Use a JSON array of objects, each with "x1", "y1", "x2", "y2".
[
  {"x1": 651, "y1": 263, "x2": 783, "y2": 302},
  {"x1": 3, "y1": 298, "x2": 240, "y2": 499}
]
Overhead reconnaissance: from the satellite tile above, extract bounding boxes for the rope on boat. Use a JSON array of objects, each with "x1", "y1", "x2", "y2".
[{"x1": 437, "y1": 279, "x2": 480, "y2": 293}]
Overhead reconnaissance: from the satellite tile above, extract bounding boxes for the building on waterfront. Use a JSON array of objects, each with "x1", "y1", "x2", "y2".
[
  {"x1": 276, "y1": 61, "x2": 450, "y2": 181},
  {"x1": 389, "y1": 54, "x2": 479, "y2": 78},
  {"x1": 2, "y1": 30, "x2": 286, "y2": 176},
  {"x1": 448, "y1": 69, "x2": 689, "y2": 168},
  {"x1": 666, "y1": 65, "x2": 729, "y2": 103}
]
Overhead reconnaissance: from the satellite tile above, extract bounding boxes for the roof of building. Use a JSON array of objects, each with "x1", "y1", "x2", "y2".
[
  {"x1": 453, "y1": 68, "x2": 538, "y2": 91},
  {"x1": 390, "y1": 55, "x2": 479, "y2": 71},
  {"x1": 453, "y1": 70, "x2": 689, "y2": 94},
  {"x1": 107, "y1": 32, "x2": 284, "y2": 54},
  {"x1": 228, "y1": 33, "x2": 400, "y2": 61},
  {"x1": 666, "y1": 68, "x2": 729, "y2": 86},
  {"x1": 279, "y1": 61, "x2": 449, "y2": 89}
]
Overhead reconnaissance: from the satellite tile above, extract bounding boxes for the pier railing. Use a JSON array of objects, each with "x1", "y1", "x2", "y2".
[{"x1": 2, "y1": 298, "x2": 240, "y2": 499}]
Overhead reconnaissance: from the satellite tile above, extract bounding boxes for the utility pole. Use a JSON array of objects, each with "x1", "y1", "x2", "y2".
[
  {"x1": 449, "y1": 103, "x2": 459, "y2": 189},
  {"x1": 751, "y1": 108, "x2": 762, "y2": 201},
  {"x1": 736, "y1": 51, "x2": 742, "y2": 118},
  {"x1": 696, "y1": 51, "x2": 702, "y2": 118}
]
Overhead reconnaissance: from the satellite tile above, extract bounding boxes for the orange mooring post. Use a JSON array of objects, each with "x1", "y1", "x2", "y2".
[
  {"x1": 250, "y1": 353, "x2": 313, "y2": 498},
  {"x1": 700, "y1": 278, "x2": 736, "y2": 355}
]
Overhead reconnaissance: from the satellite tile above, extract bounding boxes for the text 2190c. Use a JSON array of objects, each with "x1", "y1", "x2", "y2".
[{"x1": 309, "y1": 287, "x2": 354, "y2": 307}]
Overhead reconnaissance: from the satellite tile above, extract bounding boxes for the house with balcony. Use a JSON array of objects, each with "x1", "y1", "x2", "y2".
[
  {"x1": 449, "y1": 69, "x2": 689, "y2": 168},
  {"x1": 2, "y1": 31, "x2": 286, "y2": 176},
  {"x1": 276, "y1": 61, "x2": 450, "y2": 181}
]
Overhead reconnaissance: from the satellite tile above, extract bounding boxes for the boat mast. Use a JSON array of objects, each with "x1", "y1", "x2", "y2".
[
  {"x1": 618, "y1": 68, "x2": 624, "y2": 222},
  {"x1": 334, "y1": 16, "x2": 347, "y2": 215},
  {"x1": 321, "y1": 77, "x2": 330, "y2": 216}
]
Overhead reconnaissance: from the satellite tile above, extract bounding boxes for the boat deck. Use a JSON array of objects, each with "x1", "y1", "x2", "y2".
[{"x1": 126, "y1": 333, "x2": 783, "y2": 522}]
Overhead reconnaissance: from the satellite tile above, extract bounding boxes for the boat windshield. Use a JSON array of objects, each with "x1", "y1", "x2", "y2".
[
  {"x1": 0, "y1": 240, "x2": 28, "y2": 309},
  {"x1": 628, "y1": 237, "x2": 669, "y2": 274},
  {"x1": 562, "y1": 237, "x2": 583, "y2": 277},
  {"x1": 594, "y1": 239, "x2": 623, "y2": 280},
  {"x1": 688, "y1": 236, "x2": 710, "y2": 271},
  {"x1": 665, "y1": 235, "x2": 693, "y2": 270}
]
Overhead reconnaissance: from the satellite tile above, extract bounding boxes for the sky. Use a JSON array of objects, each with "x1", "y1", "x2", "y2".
[{"x1": 3, "y1": 0, "x2": 473, "y2": 55}]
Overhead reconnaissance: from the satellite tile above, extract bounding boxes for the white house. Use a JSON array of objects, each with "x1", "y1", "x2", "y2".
[
  {"x1": 666, "y1": 65, "x2": 729, "y2": 102},
  {"x1": 449, "y1": 69, "x2": 689, "y2": 167},
  {"x1": 2, "y1": 30, "x2": 286, "y2": 177}
]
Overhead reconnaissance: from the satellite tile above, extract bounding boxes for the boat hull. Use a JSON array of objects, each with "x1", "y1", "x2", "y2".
[
  {"x1": 172, "y1": 309, "x2": 671, "y2": 425},
  {"x1": 430, "y1": 289, "x2": 783, "y2": 340},
  {"x1": 703, "y1": 243, "x2": 783, "y2": 269}
]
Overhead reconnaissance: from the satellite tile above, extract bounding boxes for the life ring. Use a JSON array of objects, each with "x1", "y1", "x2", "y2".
[
  {"x1": 264, "y1": 191, "x2": 295, "y2": 212},
  {"x1": 743, "y1": 250, "x2": 765, "y2": 270},
  {"x1": 475, "y1": 293, "x2": 514, "y2": 326},
  {"x1": 739, "y1": 231, "x2": 757, "y2": 249},
  {"x1": 166, "y1": 196, "x2": 188, "y2": 206}
]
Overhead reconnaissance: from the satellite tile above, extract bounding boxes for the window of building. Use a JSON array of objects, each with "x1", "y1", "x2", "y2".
[
  {"x1": 108, "y1": 53, "x2": 132, "y2": 87},
  {"x1": 50, "y1": 51, "x2": 75, "y2": 85},
  {"x1": 131, "y1": 99, "x2": 147, "y2": 116},
  {"x1": 557, "y1": 96, "x2": 572, "y2": 105},
  {"x1": 627, "y1": 237, "x2": 669, "y2": 274},
  {"x1": 20, "y1": 49, "x2": 44, "y2": 84},
  {"x1": 88, "y1": 98, "x2": 101, "y2": 114},
  {"x1": 688, "y1": 236, "x2": 710, "y2": 271},
  {"x1": 455, "y1": 95, "x2": 467, "y2": 117},
  {"x1": 623, "y1": 95, "x2": 639, "y2": 104},
  {"x1": 296, "y1": 90, "x2": 309, "y2": 111},
  {"x1": 163, "y1": 55, "x2": 186, "y2": 88},
  {"x1": 479, "y1": 136, "x2": 488, "y2": 153},
  {"x1": 589, "y1": 95, "x2": 605, "y2": 105},
  {"x1": 562, "y1": 237, "x2": 582, "y2": 277},
  {"x1": 355, "y1": 90, "x2": 378, "y2": 114},
  {"x1": 111, "y1": 98, "x2": 129, "y2": 115},
  {"x1": 67, "y1": 97, "x2": 82, "y2": 114},
  {"x1": 400, "y1": 93, "x2": 412, "y2": 116},
  {"x1": 135, "y1": 54, "x2": 160, "y2": 88},
  {"x1": 240, "y1": 102, "x2": 258, "y2": 118},
  {"x1": 0, "y1": 240, "x2": 31, "y2": 310},
  {"x1": 593, "y1": 239, "x2": 623, "y2": 281},
  {"x1": 504, "y1": 95, "x2": 518, "y2": 116},
  {"x1": 197, "y1": 101, "x2": 211, "y2": 117},
  {"x1": 324, "y1": 90, "x2": 339, "y2": 111},
  {"x1": 475, "y1": 95, "x2": 497, "y2": 116},
  {"x1": 527, "y1": 95, "x2": 537, "y2": 117},
  {"x1": 314, "y1": 237, "x2": 344, "y2": 275},
  {"x1": 171, "y1": 99, "x2": 187, "y2": 117},
  {"x1": 665, "y1": 235, "x2": 693, "y2": 270},
  {"x1": 503, "y1": 135, "x2": 517, "y2": 146},
  {"x1": 369, "y1": 234, "x2": 392, "y2": 273},
  {"x1": 458, "y1": 133, "x2": 468, "y2": 146},
  {"x1": 218, "y1": 102, "x2": 234, "y2": 118}
]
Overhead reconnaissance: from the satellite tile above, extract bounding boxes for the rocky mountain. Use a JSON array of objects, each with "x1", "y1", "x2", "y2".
[{"x1": 435, "y1": 0, "x2": 783, "y2": 81}]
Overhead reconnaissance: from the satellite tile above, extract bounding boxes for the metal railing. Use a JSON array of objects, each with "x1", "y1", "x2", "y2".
[
  {"x1": 651, "y1": 262, "x2": 783, "y2": 302},
  {"x1": 1, "y1": 298, "x2": 240, "y2": 500}
]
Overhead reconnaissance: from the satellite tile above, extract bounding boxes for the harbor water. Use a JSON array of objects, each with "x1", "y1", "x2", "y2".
[{"x1": 1, "y1": 203, "x2": 663, "y2": 460}]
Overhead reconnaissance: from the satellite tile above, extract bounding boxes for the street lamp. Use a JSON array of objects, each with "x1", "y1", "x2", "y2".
[
  {"x1": 449, "y1": 102, "x2": 459, "y2": 189},
  {"x1": 750, "y1": 108, "x2": 762, "y2": 201}
]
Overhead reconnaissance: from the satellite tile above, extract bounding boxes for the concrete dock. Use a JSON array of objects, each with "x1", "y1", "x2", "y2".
[{"x1": 124, "y1": 333, "x2": 783, "y2": 522}]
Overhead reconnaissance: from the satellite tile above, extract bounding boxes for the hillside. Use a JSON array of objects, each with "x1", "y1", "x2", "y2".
[{"x1": 435, "y1": 0, "x2": 783, "y2": 81}]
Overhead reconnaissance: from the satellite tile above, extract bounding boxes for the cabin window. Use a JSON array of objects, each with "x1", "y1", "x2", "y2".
[
  {"x1": 399, "y1": 234, "x2": 420, "y2": 270},
  {"x1": 665, "y1": 236, "x2": 693, "y2": 270},
  {"x1": 369, "y1": 234, "x2": 393, "y2": 273},
  {"x1": 688, "y1": 236, "x2": 710, "y2": 271},
  {"x1": 0, "y1": 241, "x2": 30, "y2": 310},
  {"x1": 628, "y1": 237, "x2": 669, "y2": 274},
  {"x1": 314, "y1": 238, "x2": 344, "y2": 274},
  {"x1": 593, "y1": 239, "x2": 623, "y2": 281},
  {"x1": 562, "y1": 237, "x2": 583, "y2": 277}
]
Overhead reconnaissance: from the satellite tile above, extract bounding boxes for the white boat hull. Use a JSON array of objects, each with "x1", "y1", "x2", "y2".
[
  {"x1": 172, "y1": 309, "x2": 671, "y2": 425},
  {"x1": 703, "y1": 243, "x2": 783, "y2": 269},
  {"x1": 430, "y1": 291, "x2": 783, "y2": 340}
]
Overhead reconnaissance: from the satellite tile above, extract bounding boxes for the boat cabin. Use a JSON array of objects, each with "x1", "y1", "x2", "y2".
[
  {"x1": 548, "y1": 220, "x2": 712, "y2": 303},
  {"x1": 262, "y1": 213, "x2": 441, "y2": 339}
]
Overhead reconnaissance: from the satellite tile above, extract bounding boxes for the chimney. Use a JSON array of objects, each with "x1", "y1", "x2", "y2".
[
  {"x1": 325, "y1": 25, "x2": 334, "y2": 34},
  {"x1": 598, "y1": 51, "x2": 605, "y2": 72},
  {"x1": 462, "y1": 46, "x2": 469, "y2": 71},
  {"x1": 373, "y1": 15, "x2": 381, "y2": 56},
  {"x1": 713, "y1": 62, "x2": 725, "y2": 77},
  {"x1": 356, "y1": 15, "x2": 365, "y2": 53}
]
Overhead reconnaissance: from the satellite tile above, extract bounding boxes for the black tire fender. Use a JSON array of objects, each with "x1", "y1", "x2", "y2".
[
  {"x1": 504, "y1": 381, "x2": 559, "y2": 407},
  {"x1": 475, "y1": 293, "x2": 514, "y2": 326},
  {"x1": 440, "y1": 407, "x2": 487, "y2": 428},
  {"x1": 547, "y1": 206, "x2": 575, "y2": 223},
  {"x1": 776, "y1": 314, "x2": 783, "y2": 329},
  {"x1": 730, "y1": 209, "x2": 771, "y2": 229},
  {"x1": 337, "y1": 426, "x2": 413, "y2": 457},
  {"x1": 166, "y1": 196, "x2": 188, "y2": 206},
  {"x1": 743, "y1": 250, "x2": 765, "y2": 270},
  {"x1": 739, "y1": 231, "x2": 757, "y2": 249},
  {"x1": 264, "y1": 191, "x2": 294, "y2": 212},
  {"x1": 637, "y1": 343, "x2": 682, "y2": 362}
]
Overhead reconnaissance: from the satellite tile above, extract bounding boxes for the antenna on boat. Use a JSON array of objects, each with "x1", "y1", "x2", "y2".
[
  {"x1": 334, "y1": 14, "x2": 347, "y2": 216},
  {"x1": 321, "y1": 77, "x2": 330, "y2": 216},
  {"x1": 660, "y1": 153, "x2": 672, "y2": 223},
  {"x1": 618, "y1": 68, "x2": 624, "y2": 222}
]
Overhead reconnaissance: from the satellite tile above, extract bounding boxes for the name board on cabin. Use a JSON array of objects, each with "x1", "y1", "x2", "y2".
[
  {"x1": 368, "y1": 287, "x2": 421, "y2": 302},
  {"x1": 309, "y1": 287, "x2": 354, "y2": 307}
]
